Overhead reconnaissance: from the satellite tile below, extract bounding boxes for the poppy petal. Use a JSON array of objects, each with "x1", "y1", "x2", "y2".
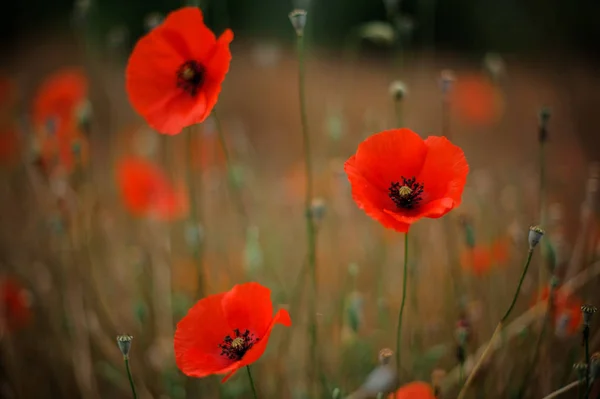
[
  {"x1": 174, "y1": 292, "x2": 235, "y2": 377},
  {"x1": 354, "y1": 128, "x2": 428, "y2": 193},
  {"x1": 345, "y1": 157, "x2": 411, "y2": 232},
  {"x1": 384, "y1": 197, "x2": 455, "y2": 224},
  {"x1": 417, "y1": 136, "x2": 468, "y2": 205},
  {"x1": 159, "y1": 7, "x2": 216, "y2": 61},
  {"x1": 222, "y1": 282, "x2": 274, "y2": 336},
  {"x1": 389, "y1": 381, "x2": 436, "y2": 399}
]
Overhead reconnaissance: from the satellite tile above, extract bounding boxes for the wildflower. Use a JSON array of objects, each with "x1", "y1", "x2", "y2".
[
  {"x1": 528, "y1": 226, "x2": 544, "y2": 250},
  {"x1": 449, "y1": 74, "x2": 504, "y2": 127},
  {"x1": 344, "y1": 128, "x2": 468, "y2": 233},
  {"x1": 581, "y1": 304, "x2": 597, "y2": 326},
  {"x1": 0, "y1": 277, "x2": 32, "y2": 333},
  {"x1": 174, "y1": 282, "x2": 291, "y2": 381},
  {"x1": 126, "y1": 7, "x2": 233, "y2": 135},
  {"x1": 388, "y1": 382, "x2": 436, "y2": 399},
  {"x1": 116, "y1": 156, "x2": 188, "y2": 221},
  {"x1": 288, "y1": 9, "x2": 308, "y2": 36},
  {"x1": 533, "y1": 287, "x2": 582, "y2": 337},
  {"x1": 389, "y1": 80, "x2": 408, "y2": 101},
  {"x1": 116, "y1": 335, "x2": 133, "y2": 358}
]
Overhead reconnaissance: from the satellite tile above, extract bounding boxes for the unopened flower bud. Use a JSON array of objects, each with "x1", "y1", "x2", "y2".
[
  {"x1": 582, "y1": 304, "x2": 597, "y2": 326},
  {"x1": 378, "y1": 348, "x2": 394, "y2": 365},
  {"x1": 289, "y1": 9, "x2": 308, "y2": 36},
  {"x1": 308, "y1": 197, "x2": 326, "y2": 221},
  {"x1": 538, "y1": 107, "x2": 550, "y2": 143},
  {"x1": 528, "y1": 225, "x2": 544, "y2": 250},
  {"x1": 574, "y1": 362, "x2": 588, "y2": 380},
  {"x1": 439, "y1": 70, "x2": 456, "y2": 96},
  {"x1": 117, "y1": 335, "x2": 133, "y2": 358},
  {"x1": 389, "y1": 80, "x2": 408, "y2": 101}
]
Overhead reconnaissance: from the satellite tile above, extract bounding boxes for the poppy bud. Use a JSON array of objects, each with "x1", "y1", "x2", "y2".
[
  {"x1": 289, "y1": 9, "x2": 308, "y2": 37},
  {"x1": 116, "y1": 335, "x2": 133, "y2": 358},
  {"x1": 528, "y1": 225, "x2": 544, "y2": 250},
  {"x1": 308, "y1": 197, "x2": 327, "y2": 222},
  {"x1": 581, "y1": 304, "x2": 597, "y2": 326},
  {"x1": 538, "y1": 107, "x2": 550, "y2": 143},
  {"x1": 389, "y1": 80, "x2": 408, "y2": 101},
  {"x1": 439, "y1": 70, "x2": 456, "y2": 96},
  {"x1": 573, "y1": 362, "x2": 588, "y2": 380}
]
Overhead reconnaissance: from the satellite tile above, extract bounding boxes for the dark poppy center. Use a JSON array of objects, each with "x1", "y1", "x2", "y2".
[
  {"x1": 176, "y1": 60, "x2": 206, "y2": 97},
  {"x1": 389, "y1": 176, "x2": 424, "y2": 209},
  {"x1": 218, "y1": 329, "x2": 259, "y2": 361}
]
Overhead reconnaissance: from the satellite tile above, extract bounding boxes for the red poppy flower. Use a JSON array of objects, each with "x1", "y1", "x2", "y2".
[
  {"x1": 174, "y1": 282, "x2": 291, "y2": 382},
  {"x1": 117, "y1": 157, "x2": 188, "y2": 221},
  {"x1": 126, "y1": 7, "x2": 233, "y2": 135},
  {"x1": 461, "y1": 245, "x2": 492, "y2": 276},
  {"x1": 450, "y1": 75, "x2": 504, "y2": 127},
  {"x1": 32, "y1": 68, "x2": 88, "y2": 132},
  {"x1": 344, "y1": 128, "x2": 468, "y2": 232},
  {"x1": 1, "y1": 277, "x2": 32, "y2": 333},
  {"x1": 388, "y1": 382, "x2": 436, "y2": 399},
  {"x1": 533, "y1": 287, "x2": 582, "y2": 336}
]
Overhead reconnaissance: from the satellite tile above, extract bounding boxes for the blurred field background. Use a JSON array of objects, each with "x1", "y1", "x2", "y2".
[{"x1": 1, "y1": 0, "x2": 600, "y2": 398}]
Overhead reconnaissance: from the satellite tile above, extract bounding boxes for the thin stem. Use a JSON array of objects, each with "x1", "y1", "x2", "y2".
[
  {"x1": 541, "y1": 381, "x2": 580, "y2": 399},
  {"x1": 295, "y1": 32, "x2": 319, "y2": 392},
  {"x1": 395, "y1": 232, "x2": 409, "y2": 379},
  {"x1": 246, "y1": 366, "x2": 259, "y2": 399},
  {"x1": 124, "y1": 357, "x2": 138, "y2": 399},
  {"x1": 186, "y1": 127, "x2": 205, "y2": 297},
  {"x1": 212, "y1": 110, "x2": 248, "y2": 224},
  {"x1": 459, "y1": 361, "x2": 464, "y2": 386},
  {"x1": 394, "y1": 99, "x2": 403, "y2": 128},
  {"x1": 457, "y1": 249, "x2": 535, "y2": 399},
  {"x1": 585, "y1": 326, "x2": 591, "y2": 399}
]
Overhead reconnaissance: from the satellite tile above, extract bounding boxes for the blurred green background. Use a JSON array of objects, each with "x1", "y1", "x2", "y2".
[{"x1": 3, "y1": 0, "x2": 600, "y2": 58}]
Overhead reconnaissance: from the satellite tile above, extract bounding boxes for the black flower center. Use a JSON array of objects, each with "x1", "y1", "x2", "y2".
[
  {"x1": 389, "y1": 176, "x2": 424, "y2": 209},
  {"x1": 176, "y1": 60, "x2": 206, "y2": 97},
  {"x1": 218, "y1": 329, "x2": 259, "y2": 361}
]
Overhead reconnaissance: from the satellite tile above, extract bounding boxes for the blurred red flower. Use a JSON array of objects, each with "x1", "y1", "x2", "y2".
[
  {"x1": 117, "y1": 157, "x2": 188, "y2": 221},
  {"x1": 461, "y1": 237, "x2": 511, "y2": 276},
  {"x1": 126, "y1": 7, "x2": 233, "y2": 135},
  {"x1": 0, "y1": 277, "x2": 32, "y2": 333},
  {"x1": 344, "y1": 128, "x2": 468, "y2": 232},
  {"x1": 388, "y1": 382, "x2": 436, "y2": 399},
  {"x1": 32, "y1": 68, "x2": 87, "y2": 133},
  {"x1": 174, "y1": 282, "x2": 291, "y2": 382},
  {"x1": 450, "y1": 75, "x2": 504, "y2": 127},
  {"x1": 533, "y1": 286, "x2": 582, "y2": 337}
]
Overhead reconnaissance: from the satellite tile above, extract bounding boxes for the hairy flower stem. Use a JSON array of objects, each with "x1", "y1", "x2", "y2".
[
  {"x1": 295, "y1": 31, "x2": 319, "y2": 394},
  {"x1": 457, "y1": 249, "x2": 535, "y2": 399},
  {"x1": 212, "y1": 110, "x2": 249, "y2": 224},
  {"x1": 246, "y1": 366, "x2": 259, "y2": 399},
  {"x1": 395, "y1": 232, "x2": 409, "y2": 383},
  {"x1": 124, "y1": 357, "x2": 138, "y2": 399}
]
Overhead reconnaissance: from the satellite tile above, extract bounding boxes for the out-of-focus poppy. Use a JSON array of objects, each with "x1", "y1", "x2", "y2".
[
  {"x1": 344, "y1": 128, "x2": 468, "y2": 233},
  {"x1": 32, "y1": 68, "x2": 88, "y2": 133},
  {"x1": 533, "y1": 286, "x2": 582, "y2": 337},
  {"x1": 450, "y1": 75, "x2": 504, "y2": 127},
  {"x1": 461, "y1": 238, "x2": 511, "y2": 276},
  {"x1": 0, "y1": 277, "x2": 32, "y2": 333},
  {"x1": 174, "y1": 282, "x2": 291, "y2": 381},
  {"x1": 388, "y1": 382, "x2": 436, "y2": 399},
  {"x1": 117, "y1": 156, "x2": 188, "y2": 221},
  {"x1": 126, "y1": 7, "x2": 233, "y2": 135}
]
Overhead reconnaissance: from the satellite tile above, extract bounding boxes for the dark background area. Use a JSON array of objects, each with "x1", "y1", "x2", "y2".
[{"x1": 2, "y1": 0, "x2": 600, "y2": 59}]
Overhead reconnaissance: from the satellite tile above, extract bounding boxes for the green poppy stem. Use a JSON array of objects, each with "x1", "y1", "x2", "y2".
[
  {"x1": 395, "y1": 232, "x2": 409, "y2": 381},
  {"x1": 124, "y1": 357, "x2": 138, "y2": 399},
  {"x1": 246, "y1": 366, "x2": 259, "y2": 399},
  {"x1": 457, "y1": 249, "x2": 535, "y2": 399},
  {"x1": 295, "y1": 28, "x2": 319, "y2": 393}
]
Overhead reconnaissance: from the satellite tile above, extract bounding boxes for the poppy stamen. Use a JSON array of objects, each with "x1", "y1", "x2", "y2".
[
  {"x1": 176, "y1": 60, "x2": 206, "y2": 97},
  {"x1": 389, "y1": 176, "x2": 424, "y2": 209},
  {"x1": 218, "y1": 328, "x2": 259, "y2": 361}
]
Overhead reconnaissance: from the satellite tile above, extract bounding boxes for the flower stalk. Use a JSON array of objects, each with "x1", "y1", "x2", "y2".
[
  {"x1": 457, "y1": 245, "x2": 537, "y2": 399},
  {"x1": 395, "y1": 232, "x2": 409, "y2": 381},
  {"x1": 246, "y1": 366, "x2": 259, "y2": 399}
]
